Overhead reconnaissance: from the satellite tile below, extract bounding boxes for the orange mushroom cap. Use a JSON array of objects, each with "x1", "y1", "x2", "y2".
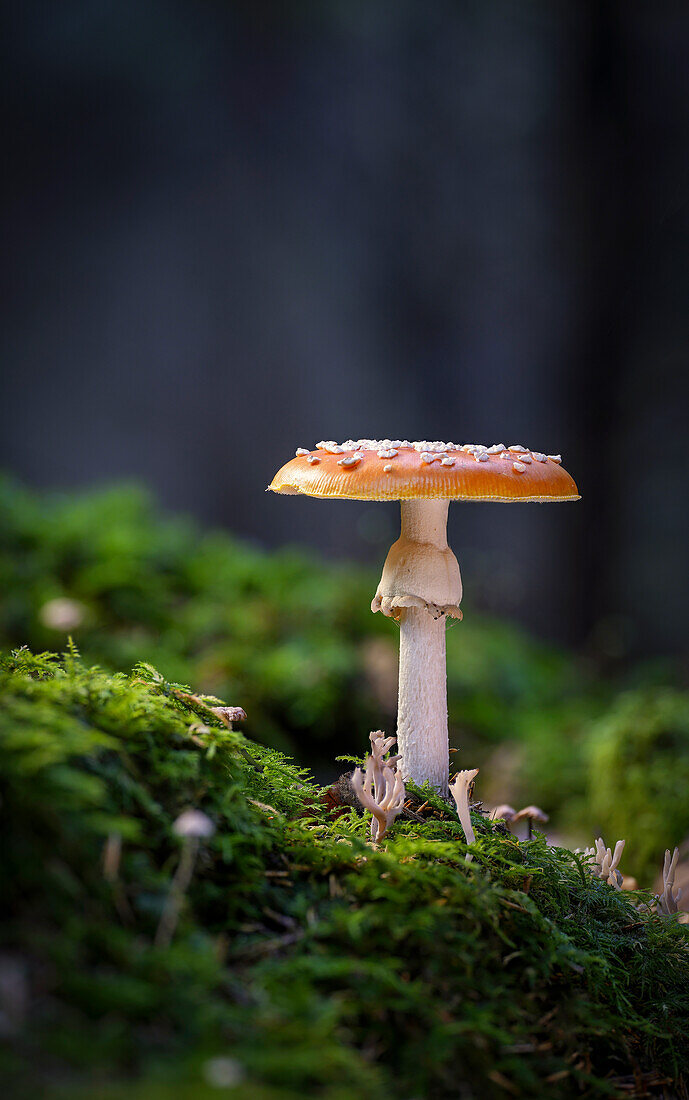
[{"x1": 268, "y1": 440, "x2": 579, "y2": 503}]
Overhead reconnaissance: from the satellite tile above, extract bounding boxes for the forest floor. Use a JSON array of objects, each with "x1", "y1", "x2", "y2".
[{"x1": 2, "y1": 647, "x2": 688, "y2": 1100}]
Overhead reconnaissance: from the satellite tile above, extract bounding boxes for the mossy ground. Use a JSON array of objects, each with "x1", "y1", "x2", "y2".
[
  {"x1": 2, "y1": 476, "x2": 689, "y2": 884},
  {"x1": 2, "y1": 648, "x2": 688, "y2": 1099}
]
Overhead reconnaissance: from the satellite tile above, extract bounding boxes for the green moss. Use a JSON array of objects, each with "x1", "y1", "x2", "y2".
[
  {"x1": 587, "y1": 689, "x2": 689, "y2": 881},
  {"x1": 1, "y1": 648, "x2": 688, "y2": 1099},
  {"x1": 1, "y1": 474, "x2": 688, "y2": 880},
  {"x1": 0, "y1": 475, "x2": 597, "y2": 761}
]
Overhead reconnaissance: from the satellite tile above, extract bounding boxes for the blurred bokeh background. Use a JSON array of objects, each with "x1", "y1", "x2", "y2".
[
  {"x1": 2, "y1": 2, "x2": 689, "y2": 881},
  {"x1": 2, "y1": 0, "x2": 689, "y2": 654}
]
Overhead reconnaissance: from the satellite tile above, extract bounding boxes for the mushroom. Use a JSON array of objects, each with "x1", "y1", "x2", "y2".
[
  {"x1": 368, "y1": 729, "x2": 400, "y2": 796},
  {"x1": 449, "y1": 767, "x2": 480, "y2": 858},
  {"x1": 269, "y1": 439, "x2": 579, "y2": 792},
  {"x1": 491, "y1": 804, "x2": 517, "y2": 824},
  {"x1": 513, "y1": 805, "x2": 549, "y2": 840},
  {"x1": 155, "y1": 809, "x2": 215, "y2": 947},
  {"x1": 583, "y1": 836, "x2": 625, "y2": 889},
  {"x1": 210, "y1": 705, "x2": 247, "y2": 727},
  {"x1": 172, "y1": 809, "x2": 216, "y2": 839},
  {"x1": 657, "y1": 847, "x2": 682, "y2": 917},
  {"x1": 39, "y1": 596, "x2": 88, "y2": 632},
  {"x1": 351, "y1": 753, "x2": 406, "y2": 842}
]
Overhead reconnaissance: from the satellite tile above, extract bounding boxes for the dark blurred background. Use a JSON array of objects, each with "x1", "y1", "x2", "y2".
[{"x1": 2, "y1": 1, "x2": 689, "y2": 656}]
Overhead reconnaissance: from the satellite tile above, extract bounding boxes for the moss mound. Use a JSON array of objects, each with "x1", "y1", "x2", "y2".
[
  {"x1": 3, "y1": 474, "x2": 689, "y2": 883},
  {"x1": 2, "y1": 648, "x2": 688, "y2": 1099},
  {"x1": 587, "y1": 690, "x2": 689, "y2": 881}
]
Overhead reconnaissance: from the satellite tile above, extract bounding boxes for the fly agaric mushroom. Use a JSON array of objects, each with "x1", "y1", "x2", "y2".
[{"x1": 269, "y1": 439, "x2": 579, "y2": 793}]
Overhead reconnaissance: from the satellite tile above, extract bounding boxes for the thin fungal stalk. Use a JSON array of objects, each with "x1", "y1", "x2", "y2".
[
  {"x1": 155, "y1": 810, "x2": 214, "y2": 948},
  {"x1": 584, "y1": 837, "x2": 625, "y2": 889},
  {"x1": 369, "y1": 730, "x2": 399, "y2": 801},
  {"x1": 657, "y1": 847, "x2": 682, "y2": 917},
  {"x1": 372, "y1": 500, "x2": 462, "y2": 793},
  {"x1": 352, "y1": 754, "x2": 406, "y2": 843},
  {"x1": 155, "y1": 836, "x2": 200, "y2": 948},
  {"x1": 449, "y1": 768, "x2": 479, "y2": 861}
]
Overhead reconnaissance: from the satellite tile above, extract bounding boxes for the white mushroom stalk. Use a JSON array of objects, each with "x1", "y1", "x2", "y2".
[
  {"x1": 372, "y1": 500, "x2": 462, "y2": 792},
  {"x1": 155, "y1": 809, "x2": 215, "y2": 947},
  {"x1": 449, "y1": 767, "x2": 479, "y2": 860},
  {"x1": 368, "y1": 729, "x2": 399, "y2": 796},
  {"x1": 657, "y1": 847, "x2": 682, "y2": 917},
  {"x1": 584, "y1": 837, "x2": 626, "y2": 889},
  {"x1": 352, "y1": 750, "x2": 406, "y2": 843}
]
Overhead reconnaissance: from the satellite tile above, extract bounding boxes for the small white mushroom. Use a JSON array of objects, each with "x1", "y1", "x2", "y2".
[
  {"x1": 657, "y1": 847, "x2": 682, "y2": 917},
  {"x1": 584, "y1": 837, "x2": 625, "y2": 889},
  {"x1": 173, "y1": 809, "x2": 215, "y2": 838},
  {"x1": 491, "y1": 804, "x2": 517, "y2": 824},
  {"x1": 352, "y1": 753, "x2": 406, "y2": 843},
  {"x1": 210, "y1": 705, "x2": 247, "y2": 729},
  {"x1": 368, "y1": 730, "x2": 398, "y2": 795},
  {"x1": 449, "y1": 768, "x2": 479, "y2": 859},
  {"x1": 513, "y1": 805, "x2": 549, "y2": 840},
  {"x1": 156, "y1": 809, "x2": 215, "y2": 947},
  {"x1": 39, "y1": 597, "x2": 88, "y2": 632},
  {"x1": 203, "y1": 1058, "x2": 245, "y2": 1089}
]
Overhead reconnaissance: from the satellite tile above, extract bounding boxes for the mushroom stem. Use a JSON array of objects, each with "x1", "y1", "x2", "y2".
[
  {"x1": 400, "y1": 496, "x2": 450, "y2": 547},
  {"x1": 373, "y1": 499, "x2": 461, "y2": 793},
  {"x1": 397, "y1": 609, "x2": 449, "y2": 792}
]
